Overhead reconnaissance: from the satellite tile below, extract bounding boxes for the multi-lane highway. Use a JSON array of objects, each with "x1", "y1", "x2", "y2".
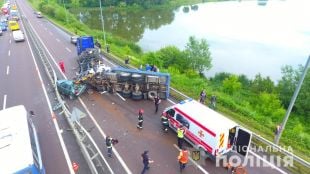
[{"x1": 0, "y1": 0, "x2": 293, "y2": 173}]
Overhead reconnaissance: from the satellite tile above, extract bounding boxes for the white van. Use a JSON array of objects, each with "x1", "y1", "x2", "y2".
[
  {"x1": 12, "y1": 30, "x2": 24, "y2": 42},
  {"x1": 161, "y1": 98, "x2": 252, "y2": 158}
]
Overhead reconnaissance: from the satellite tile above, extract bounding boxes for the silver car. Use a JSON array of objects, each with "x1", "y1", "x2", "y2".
[{"x1": 70, "y1": 35, "x2": 79, "y2": 45}]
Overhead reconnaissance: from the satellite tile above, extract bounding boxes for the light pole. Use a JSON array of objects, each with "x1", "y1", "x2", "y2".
[
  {"x1": 274, "y1": 56, "x2": 310, "y2": 144},
  {"x1": 99, "y1": 0, "x2": 107, "y2": 46}
]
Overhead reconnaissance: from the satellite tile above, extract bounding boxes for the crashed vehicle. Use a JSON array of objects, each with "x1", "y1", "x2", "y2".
[{"x1": 56, "y1": 80, "x2": 87, "y2": 99}]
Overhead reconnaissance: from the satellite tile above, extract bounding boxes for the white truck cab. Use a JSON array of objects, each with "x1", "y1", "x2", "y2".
[{"x1": 162, "y1": 98, "x2": 252, "y2": 158}]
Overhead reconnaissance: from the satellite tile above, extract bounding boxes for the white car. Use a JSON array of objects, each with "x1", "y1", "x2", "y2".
[{"x1": 12, "y1": 30, "x2": 25, "y2": 42}]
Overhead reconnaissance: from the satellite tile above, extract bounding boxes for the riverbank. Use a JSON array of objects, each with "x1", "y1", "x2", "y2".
[{"x1": 28, "y1": 0, "x2": 309, "y2": 170}]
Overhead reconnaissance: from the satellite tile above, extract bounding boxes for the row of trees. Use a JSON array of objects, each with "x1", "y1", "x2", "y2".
[
  {"x1": 56, "y1": 0, "x2": 169, "y2": 8},
  {"x1": 142, "y1": 36, "x2": 309, "y2": 122}
]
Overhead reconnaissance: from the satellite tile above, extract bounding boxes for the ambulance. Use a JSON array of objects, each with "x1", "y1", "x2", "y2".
[{"x1": 161, "y1": 98, "x2": 252, "y2": 158}]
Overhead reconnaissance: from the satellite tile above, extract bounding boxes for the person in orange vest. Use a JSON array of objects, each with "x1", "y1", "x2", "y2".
[{"x1": 178, "y1": 147, "x2": 189, "y2": 172}]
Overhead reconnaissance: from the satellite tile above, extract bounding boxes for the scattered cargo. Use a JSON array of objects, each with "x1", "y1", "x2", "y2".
[{"x1": 57, "y1": 36, "x2": 171, "y2": 100}]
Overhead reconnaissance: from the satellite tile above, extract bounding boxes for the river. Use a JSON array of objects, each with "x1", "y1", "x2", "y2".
[{"x1": 72, "y1": 0, "x2": 310, "y2": 81}]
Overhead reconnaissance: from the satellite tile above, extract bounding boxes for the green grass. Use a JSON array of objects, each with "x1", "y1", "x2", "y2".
[{"x1": 28, "y1": 0, "x2": 310, "y2": 170}]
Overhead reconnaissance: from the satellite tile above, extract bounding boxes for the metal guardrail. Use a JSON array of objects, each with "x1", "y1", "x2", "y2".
[
  {"x1": 21, "y1": 15, "x2": 113, "y2": 174},
  {"x1": 252, "y1": 134, "x2": 310, "y2": 169}
]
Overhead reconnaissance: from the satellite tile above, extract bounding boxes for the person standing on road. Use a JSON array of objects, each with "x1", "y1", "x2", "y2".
[
  {"x1": 178, "y1": 147, "x2": 189, "y2": 172},
  {"x1": 177, "y1": 126, "x2": 185, "y2": 149},
  {"x1": 137, "y1": 109, "x2": 144, "y2": 129},
  {"x1": 106, "y1": 135, "x2": 113, "y2": 158},
  {"x1": 161, "y1": 114, "x2": 169, "y2": 132},
  {"x1": 58, "y1": 60, "x2": 65, "y2": 73},
  {"x1": 141, "y1": 150, "x2": 154, "y2": 174},
  {"x1": 154, "y1": 95, "x2": 161, "y2": 113}
]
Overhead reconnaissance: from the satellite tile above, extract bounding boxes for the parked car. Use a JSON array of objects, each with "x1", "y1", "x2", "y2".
[
  {"x1": 0, "y1": 29, "x2": 3, "y2": 36},
  {"x1": 36, "y1": 12, "x2": 43, "y2": 18},
  {"x1": 70, "y1": 35, "x2": 79, "y2": 45},
  {"x1": 12, "y1": 30, "x2": 25, "y2": 42},
  {"x1": 0, "y1": 22, "x2": 7, "y2": 31},
  {"x1": 57, "y1": 80, "x2": 87, "y2": 99}
]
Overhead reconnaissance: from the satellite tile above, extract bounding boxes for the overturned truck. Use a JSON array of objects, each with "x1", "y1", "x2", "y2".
[{"x1": 74, "y1": 37, "x2": 170, "y2": 100}]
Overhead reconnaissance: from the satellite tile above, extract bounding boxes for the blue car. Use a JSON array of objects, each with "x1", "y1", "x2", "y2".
[
  {"x1": 0, "y1": 22, "x2": 7, "y2": 31},
  {"x1": 56, "y1": 80, "x2": 87, "y2": 99}
]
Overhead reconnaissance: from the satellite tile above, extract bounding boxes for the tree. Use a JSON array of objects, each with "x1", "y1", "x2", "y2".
[
  {"x1": 251, "y1": 73, "x2": 275, "y2": 93},
  {"x1": 255, "y1": 92, "x2": 285, "y2": 121},
  {"x1": 184, "y1": 36, "x2": 212, "y2": 74},
  {"x1": 277, "y1": 65, "x2": 310, "y2": 120},
  {"x1": 222, "y1": 75, "x2": 242, "y2": 94},
  {"x1": 157, "y1": 46, "x2": 189, "y2": 72}
]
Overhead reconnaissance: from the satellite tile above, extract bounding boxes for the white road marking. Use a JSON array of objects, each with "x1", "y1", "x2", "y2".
[
  {"x1": 19, "y1": 7, "x2": 75, "y2": 174},
  {"x1": 9, "y1": 39, "x2": 11, "y2": 44},
  {"x1": 65, "y1": 47, "x2": 71, "y2": 52},
  {"x1": 6, "y1": 66, "x2": 9, "y2": 75},
  {"x1": 173, "y1": 144, "x2": 209, "y2": 174},
  {"x1": 3, "y1": 95, "x2": 7, "y2": 110},
  {"x1": 56, "y1": 38, "x2": 60, "y2": 42},
  {"x1": 249, "y1": 151, "x2": 287, "y2": 174},
  {"x1": 8, "y1": 50, "x2": 10, "y2": 56}
]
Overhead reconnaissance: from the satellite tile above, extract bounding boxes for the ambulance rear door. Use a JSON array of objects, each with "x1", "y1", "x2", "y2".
[{"x1": 233, "y1": 127, "x2": 252, "y2": 157}]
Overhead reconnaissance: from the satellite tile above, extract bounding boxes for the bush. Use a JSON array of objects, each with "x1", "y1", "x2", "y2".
[{"x1": 55, "y1": 8, "x2": 66, "y2": 22}]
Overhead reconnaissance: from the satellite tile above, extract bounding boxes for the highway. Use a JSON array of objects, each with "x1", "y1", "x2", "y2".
[{"x1": 0, "y1": 0, "x2": 292, "y2": 173}]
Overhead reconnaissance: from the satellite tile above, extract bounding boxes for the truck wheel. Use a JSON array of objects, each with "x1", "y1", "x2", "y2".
[
  {"x1": 119, "y1": 72, "x2": 131, "y2": 82},
  {"x1": 122, "y1": 90, "x2": 131, "y2": 98},
  {"x1": 148, "y1": 91, "x2": 157, "y2": 100},
  {"x1": 132, "y1": 91, "x2": 143, "y2": 100},
  {"x1": 131, "y1": 74, "x2": 144, "y2": 83}
]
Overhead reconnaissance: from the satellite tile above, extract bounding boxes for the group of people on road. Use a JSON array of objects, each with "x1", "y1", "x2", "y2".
[
  {"x1": 145, "y1": 64, "x2": 159, "y2": 72},
  {"x1": 104, "y1": 93, "x2": 192, "y2": 173},
  {"x1": 199, "y1": 89, "x2": 217, "y2": 109}
]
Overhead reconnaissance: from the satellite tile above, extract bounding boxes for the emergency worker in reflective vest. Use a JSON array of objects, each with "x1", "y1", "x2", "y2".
[
  {"x1": 137, "y1": 109, "x2": 144, "y2": 129},
  {"x1": 178, "y1": 147, "x2": 189, "y2": 172},
  {"x1": 161, "y1": 115, "x2": 169, "y2": 132},
  {"x1": 177, "y1": 126, "x2": 185, "y2": 149}
]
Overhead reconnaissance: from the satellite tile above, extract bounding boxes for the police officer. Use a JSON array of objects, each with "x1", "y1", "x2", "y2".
[
  {"x1": 154, "y1": 96, "x2": 161, "y2": 113},
  {"x1": 161, "y1": 115, "x2": 169, "y2": 132},
  {"x1": 177, "y1": 126, "x2": 185, "y2": 149},
  {"x1": 137, "y1": 109, "x2": 144, "y2": 129}
]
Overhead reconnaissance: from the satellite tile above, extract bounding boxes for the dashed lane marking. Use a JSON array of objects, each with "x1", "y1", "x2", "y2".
[
  {"x1": 65, "y1": 47, "x2": 71, "y2": 52},
  {"x1": 6, "y1": 66, "x2": 9, "y2": 75},
  {"x1": 3, "y1": 95, "x2": 7, "y2": 110}
]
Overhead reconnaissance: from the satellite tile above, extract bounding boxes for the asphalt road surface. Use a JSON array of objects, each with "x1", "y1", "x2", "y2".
[
  {"x1": 0, "y1": 17, "x2": 73, "y2": 173},
  {"x1": 5, "y1": 0, "x2": 293, "y2": 173}
]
